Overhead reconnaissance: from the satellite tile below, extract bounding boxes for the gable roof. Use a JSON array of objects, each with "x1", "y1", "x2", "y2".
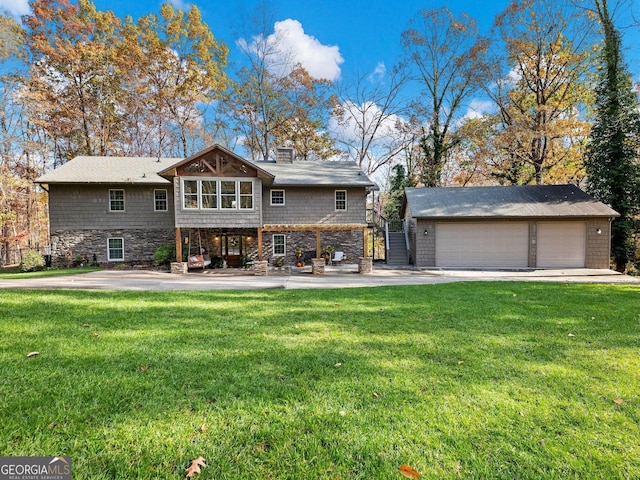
[
  {"x1": 158, "y1": 144, "x2": 275, "y2": 180},
  {"x1": 403, "y1": 184, "x2": 619, "y2": 219},
  {"x1": 256, "y1": 160, "x2": 377, "y2": 188},
  {"x1": 35, "y1": 144, "x2": 378, "y2": 189},
  {"x1": 36, "y1": 156, "x2": 180, "y2": 185}
]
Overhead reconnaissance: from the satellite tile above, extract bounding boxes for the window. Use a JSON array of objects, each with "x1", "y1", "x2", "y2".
[
  {"x1": 335, "y1": 190, "x2": 347, "y2": 210},
  {"x1": 154, "y1": 189, "x2": 168, "y2": 211},
  {"x1": 181, "y1": 179, "x2": 254, "y2": 211},
  {"x1": 109, "y1": 189, "x2": 125, "y2": 211},
  {"x1": 240, "y1": 181, "x2": 253, "y2": 209},
  {"x1": 220, "y1": 181, "x2": 236, "y2": 209},
  {"x1": 183, "y1": 180, "x2": 199, "y2": 209},
  {"x1": 273, "y1": 234, "x2": 286, "y2": 256},
  {"x1": 201, "y1": 181, "x2": 217, "y2": 209},
  {"x1": 271, "y1": 189, "x2": 285, "y2": 206},
  {"x1": 107, "y1": 238, "x2": 124, "y2": 261}
]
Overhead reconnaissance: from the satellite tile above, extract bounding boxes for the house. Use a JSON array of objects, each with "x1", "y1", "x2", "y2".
[
  {"x1": 36, "y1": 144, "x2": 378, "y2": 268},
  {"x1": 401, "y1": 185, "x2": 619, "y2": 269}
]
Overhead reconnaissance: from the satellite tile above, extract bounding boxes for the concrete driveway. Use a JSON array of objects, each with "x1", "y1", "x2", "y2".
[{"x1": 0, "y1": 265, "x2": 638, "y2": 291}]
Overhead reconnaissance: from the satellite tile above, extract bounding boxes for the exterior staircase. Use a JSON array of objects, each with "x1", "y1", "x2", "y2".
[{"x1": 386, "y1": 231, "x2": 409, "y2": 265}]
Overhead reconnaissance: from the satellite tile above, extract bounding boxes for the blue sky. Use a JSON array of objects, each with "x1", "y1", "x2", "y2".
[{"x1": 2, "y1": 0, "x2": 638, "y2": 84}]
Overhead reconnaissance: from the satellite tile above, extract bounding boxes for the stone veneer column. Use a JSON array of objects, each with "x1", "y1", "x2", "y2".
[
  {"x1": 171, "y1": 262, "x2": 188, "y2": 274},
  {"x1": 358, "y1": 257, "x2": 373, "y2": 274},
  {"x1": 253, "y1": 260, "x2": 269, "y2": 276},
  {"x1": 311, "y1": 258, "x2": 325, "y2": 274}
]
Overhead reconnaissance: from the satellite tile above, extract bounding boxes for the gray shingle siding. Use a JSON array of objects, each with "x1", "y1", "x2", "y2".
[
  {"x1": 262, "y1": 187, "x2": 367, "y2": 225},
  {"x1": 48, "y1": 184, "x2": 175, "y2": 230}
]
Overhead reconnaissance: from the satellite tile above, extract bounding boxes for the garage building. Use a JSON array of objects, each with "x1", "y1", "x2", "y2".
[{"x1": 402, "y1": 185, "x2": 619, "y2": 269}]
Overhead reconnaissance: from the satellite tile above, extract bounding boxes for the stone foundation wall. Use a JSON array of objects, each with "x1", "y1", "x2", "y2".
[
  {"x1": 50, "y1": 228, "x2": 175, "y2": 267},
  {"x1": 261, "y1": 230, "x2": 363, "y2": 266}
]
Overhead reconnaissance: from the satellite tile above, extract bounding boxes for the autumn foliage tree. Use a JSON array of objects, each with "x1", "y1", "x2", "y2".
[
  {"x1": 484, "y1": 0, "x2": 595, "y2": 185},
  {"x1": 402, "y1": 7, "x2": 489, "y2": 187},
  {"x1": 227, "y1": 4, "x2": 335, "y2": 162},
  {"x1": 124, "y1": 4, "x2": 229, "y2": 158},
  {"x1": 22, "y1": 0, "x2": 229, "y2": 164}
]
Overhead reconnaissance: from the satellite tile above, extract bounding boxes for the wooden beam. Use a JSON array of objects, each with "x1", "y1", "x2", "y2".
[
  {"x1": 257, "y1": 228, "x2": 263, "y2": 261},
  {"x1": 175, "y1": 227, "x2": 182, "y2": 262},
  {"x1": 316, "y1": 229, "x2": 321, "y2": 257},
  {"x1": 261, "y1": 224, "x2": 367, "y2": 232},
  {"x1": 363, "y1": 227, "x2": 369, "y2": 257}
]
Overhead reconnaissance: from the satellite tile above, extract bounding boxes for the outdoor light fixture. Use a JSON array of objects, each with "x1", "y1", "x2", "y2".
[
  {"x1": 424, "y1": 230, "x2": 428, "y2": 235},
  {"x1": 596, "y1": 228, "x2": 602, "y2": 235}
]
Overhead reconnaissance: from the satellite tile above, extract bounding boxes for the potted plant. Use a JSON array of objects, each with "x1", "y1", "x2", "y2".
[
  {"x1": 294, "y1": 247, "x2": 305, "y2": 267},
  {"x1": 321, "y1": 245, "x2": 335, "y2": 263}
]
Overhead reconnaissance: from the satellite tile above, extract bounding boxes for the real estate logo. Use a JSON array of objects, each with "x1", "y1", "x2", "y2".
[{"x1": 0, "y1": 456, "x2": 71, "y2": 480}]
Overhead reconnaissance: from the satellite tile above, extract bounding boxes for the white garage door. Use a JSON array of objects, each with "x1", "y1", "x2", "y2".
[
  {"x1": 435, "y1": 222, "x2": 529, "y2": 268},
  {"x1": 537, "y1": 222, "x2": 586, "y2": 268}
]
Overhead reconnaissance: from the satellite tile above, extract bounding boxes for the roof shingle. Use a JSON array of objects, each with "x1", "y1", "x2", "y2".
[{"x1": 404, "y1": 185, "x2": 619, "y2": 218}]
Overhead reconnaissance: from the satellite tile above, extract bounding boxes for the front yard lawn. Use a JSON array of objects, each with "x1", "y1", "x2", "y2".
[
  {"x1": 1, "y1": 282, "x2": 638, "y2": 479},
  {"x1": 0, "y1": 266, "x2": 101, "y2": 279}
]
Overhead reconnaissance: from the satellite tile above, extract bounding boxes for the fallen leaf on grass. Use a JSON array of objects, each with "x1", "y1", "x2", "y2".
[
  {"x1": 457, "y1": 360, "x2": 464, "y2": 365},
  {"x1": 26, "y1": 351, "x2": 39, "y2": 358},
  {"x1": 140, "y1": 365, "x2": 147, "y2": 372},
  {"x1": 399, "y1": 464, "x2": 421, "y2": 478},
  {"x1": 82, "y1": 324, "x2": 90, "y2": 328},
  {"x1": 185, "y1": 457, "x2": 206, "y2": 478},
  {"x1": 199, "y1": 423, "x2": 207, "y2": 433},
  {"x1": 334, "y1": 362, "x2": 342, "y2": 367},
  {"x1": 372, "y1": 391, "x2": 380, "y2": 398},
  {"x1": 339, "y1": 410, "x2": 346, "y2": 416},
  {"x1": 567, "y1": 333, "x2": 575, "y2": 337},
  {"x1": 613, "y1": 398, "x2": 624, "y2": 405},
  {"x1": 92, "y1": 332, "x2": 99, "y2": 337}
]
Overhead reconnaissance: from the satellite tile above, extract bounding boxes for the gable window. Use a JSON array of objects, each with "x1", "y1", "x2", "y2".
[
  {"x1": 335, "y1": 190, "x2": 347, "y2": 211},
  {"x1": 109, "y1": 189, "x2": 125, "y2": 212},
  {"x1": 271, "y1": 189, "x2": 285, "y2": 206},
  {"x1": 240, "y1": 181, "x2": 253, "y2": 209},
  {"x1": 154, "y1": 189, "x2": 168, "y2": 211},
  {"x1": 201, "y1": 181, "x2": 217, "y2": 209},
  {"x1": 182, "y1": 178, "x2": 255, "y2": 211},
  {"x1": 107, "y1": 238, "x2": 124, "y2": 261},
  {"x1": 273, "y1": 234, "x2": 286, "y2": 256},
  {"x1": 221, "y1": 181, "x2": 236, "y2": 209},
  {"x1": 183, "y1": 180, "x2": 199, "y2": 209}
]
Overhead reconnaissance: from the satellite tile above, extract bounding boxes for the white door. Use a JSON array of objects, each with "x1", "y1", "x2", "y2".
[
  {"x1": 537, "y1": 222, "x2": 586, "y2": 268},
  {"x1": 435, "y1": 222, "x2": 529, "y2": 268}
]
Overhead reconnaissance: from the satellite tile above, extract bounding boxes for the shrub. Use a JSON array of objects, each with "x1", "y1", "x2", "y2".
[
  {"x1": 153, "y1": 244, "x2": 175, "y2": 267},
  {"x1": 19, "y1": 249, "x2": 46, "y2": 272}
]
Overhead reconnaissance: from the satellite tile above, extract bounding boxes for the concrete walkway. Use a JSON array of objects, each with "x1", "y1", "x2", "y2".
[{"x1": 0, "y1": 265, "x2": 638, "y2": 291}]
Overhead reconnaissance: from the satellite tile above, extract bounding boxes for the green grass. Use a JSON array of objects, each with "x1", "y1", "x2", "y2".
[
  {"x1": 0, "y1": 267, "x2": 101, "y2": 279},
  {"x1": 0, "y1": 282, "x2": 638, "y2": 479}
]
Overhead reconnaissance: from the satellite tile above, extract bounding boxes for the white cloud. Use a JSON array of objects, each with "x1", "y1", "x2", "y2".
[
  {"x1": 368, "y1": 62, "x2": 386, "y2": 83},
  {"x1": 240, "y1": 19, "x2": 343, "y2": 81},
  {"x1": 168, "y1": 0, "x2": 190, "y2": 11},
  {"x1": 272, "y1": 19, "x2": 343, "y2": 81},
  {"x1": 0, "y1": 0, "x2": 30, "y2": 18},
  {"x1": 462, "y1": 99, "x2": 495, "y2": 120}
]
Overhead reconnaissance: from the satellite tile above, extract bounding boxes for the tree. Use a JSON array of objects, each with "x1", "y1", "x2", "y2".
[
  {"x1": 23, "y1": 0, "x2": 126, "y2": 164},
  {"x1": 485, "y1": 0, "x2": 595, "y2": 185},
  {"x1": 330, "y1": 67, "x2": 410, "y2": 175},
  {"x1": 585, "y1": 0, "x2": 640, "y2": 271},
  {"x1": 227, "y1": 4, "x2": 335, "y2": 162},
  {"x1": 0, "y1": 12, "x2": 48, "y2": 265},
  {"x1": 127, "y1": 3, "x2": 229, "y2": 158},
  {"x1": 402, "y1": 7, "x2": 489, "y2": 187},
  {"x1": 380, "y1": 164, "x2": 416, "y2": 220}
]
